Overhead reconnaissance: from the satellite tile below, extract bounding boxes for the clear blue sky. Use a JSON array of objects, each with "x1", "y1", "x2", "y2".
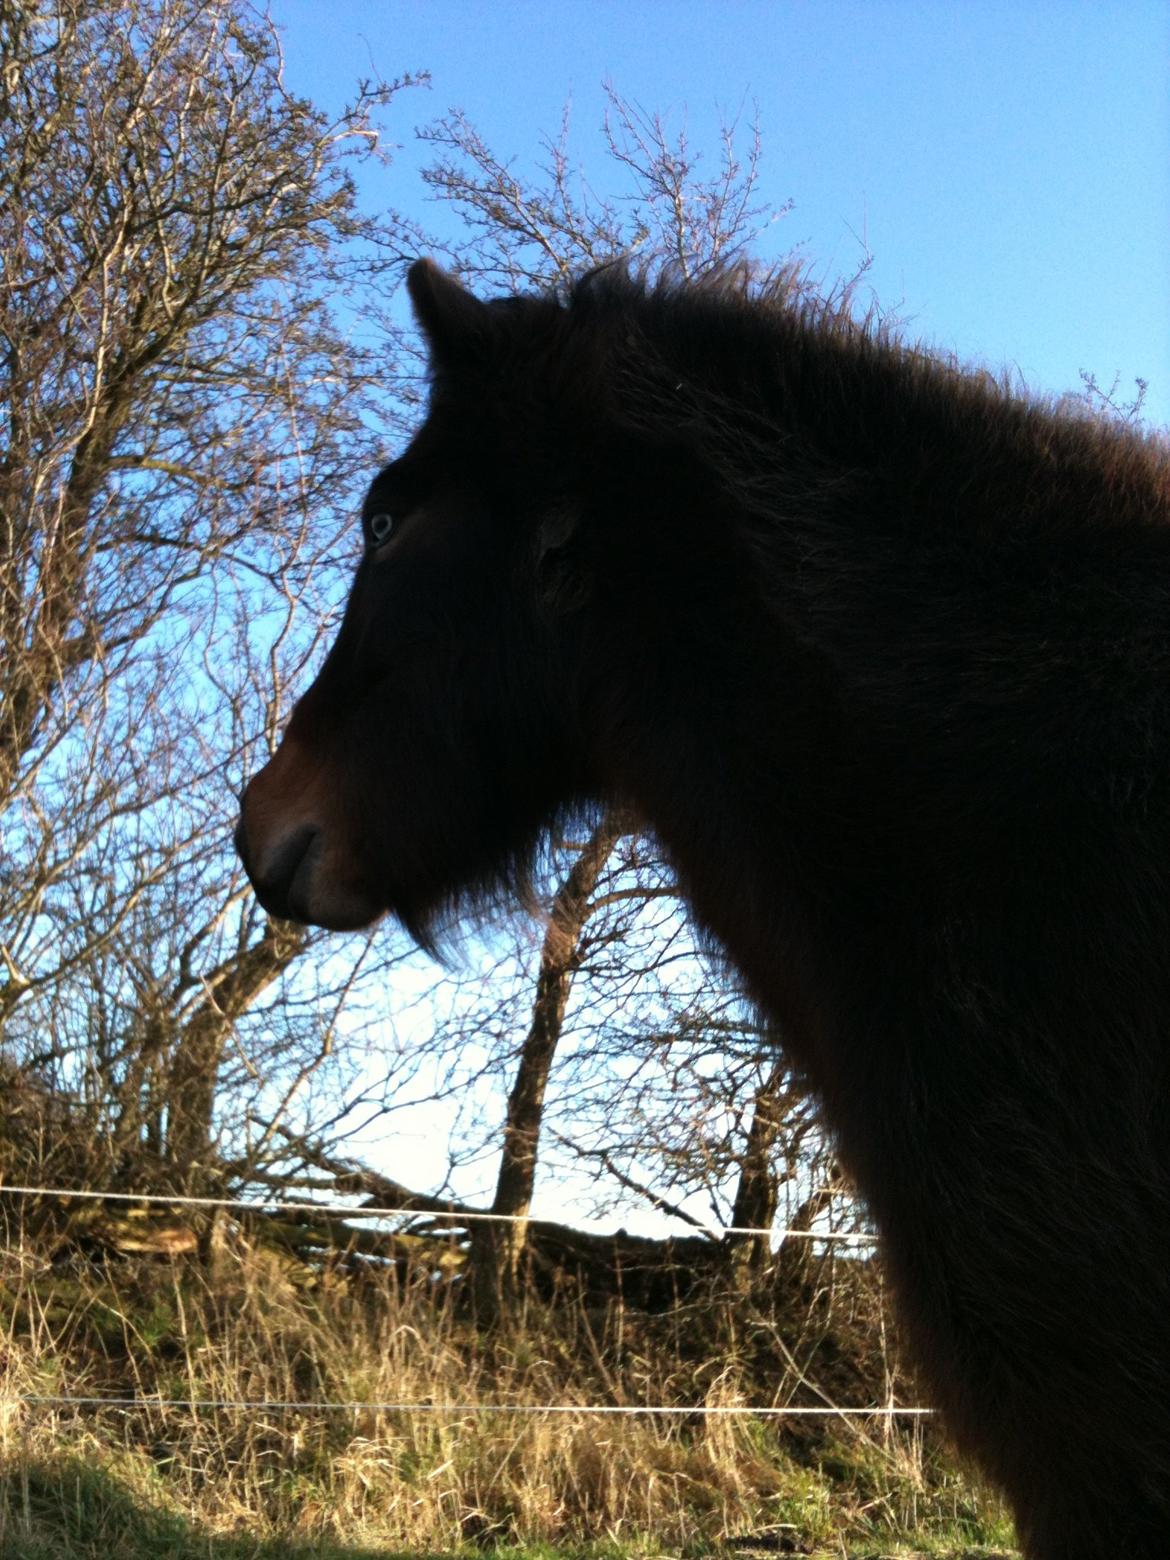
[{"x1": 272, "y1": 0, "x2": 1169, "y2": 426}]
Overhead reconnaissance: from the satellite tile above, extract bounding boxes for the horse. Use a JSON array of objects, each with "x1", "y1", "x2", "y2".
[{"x1": 236, "y1": 259, "x2": 1170, "y2": 1558}]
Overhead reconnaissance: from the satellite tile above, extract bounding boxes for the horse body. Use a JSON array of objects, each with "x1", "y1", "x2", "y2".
[{"x1": 237, "y1": 260, "x2": 1170, "y2": 1557}]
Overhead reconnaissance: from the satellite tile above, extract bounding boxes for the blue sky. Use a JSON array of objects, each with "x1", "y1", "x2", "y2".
[{"x1": 273, "y1": 0, "x2": 1169, "y2": 426}]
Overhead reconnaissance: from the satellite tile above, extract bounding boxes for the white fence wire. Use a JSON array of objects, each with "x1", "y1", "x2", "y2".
[
  {"x1": 1, "y1": 1181, "x2": 929, "y2": 1419},
  {"x1": 18, "y1": 1397, "x2": 931, "y2": 1417},
  {"x1": 0, "y1": 1182, "x2": 881, "y2": 1245}
]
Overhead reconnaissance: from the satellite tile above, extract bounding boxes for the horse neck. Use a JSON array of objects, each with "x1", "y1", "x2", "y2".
[{"x1": 571, "y1": 304, "x2": 1170, "y2": 1049}]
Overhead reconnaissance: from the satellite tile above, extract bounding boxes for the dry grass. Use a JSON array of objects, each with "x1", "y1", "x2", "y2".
[{"x1": 0, "y1": 1228, "x2": 1016, "y2": 1557}]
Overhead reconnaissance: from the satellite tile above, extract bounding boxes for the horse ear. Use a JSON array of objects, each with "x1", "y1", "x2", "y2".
[{"x1": 407, "y1": 260, "x2": 488, "y2": 363}]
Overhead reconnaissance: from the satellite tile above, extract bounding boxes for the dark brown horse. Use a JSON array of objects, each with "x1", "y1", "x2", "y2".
[{"x1": 237, "y1": 260, "x2": 1170, "y2": 1558}]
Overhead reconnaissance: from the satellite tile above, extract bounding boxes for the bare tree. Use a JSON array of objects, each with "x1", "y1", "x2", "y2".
[
  {"x1": 0, "y1": 0, "x2": 420, "y2": 1186},
  {"x1": 262, "y1": 96, "x2": 851, "y2": 1283},
  {"x1": 393, "y1": 97, "x2": 839, "y2": 1270},
  {"x1": 413, "y1": 84, "x2": 784, "y2": 292}
]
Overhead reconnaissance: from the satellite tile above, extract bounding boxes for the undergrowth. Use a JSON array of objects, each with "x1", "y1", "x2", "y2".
[{"x1": 0, "y1": 1225, "x2": 1016, "y2": 1557}]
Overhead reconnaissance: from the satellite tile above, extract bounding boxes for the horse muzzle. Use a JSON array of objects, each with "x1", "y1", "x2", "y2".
[{"x1": 235, "y1": 756, "x2": 383, "y2": 932}]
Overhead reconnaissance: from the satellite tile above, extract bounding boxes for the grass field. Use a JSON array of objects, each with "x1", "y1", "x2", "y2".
[{"x1": 0, "y1": 1226, "x2": 1018, "y2": 1559}]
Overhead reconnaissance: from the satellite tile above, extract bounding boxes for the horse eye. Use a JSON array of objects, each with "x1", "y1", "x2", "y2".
[{"x1": 368, "y1": 513, "x2": 395, "y2": 546}]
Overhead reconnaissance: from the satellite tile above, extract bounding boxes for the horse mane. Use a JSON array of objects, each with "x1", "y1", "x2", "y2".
[{"x1": 561, "y1": 259, "x2": 1168, "y2": 544}]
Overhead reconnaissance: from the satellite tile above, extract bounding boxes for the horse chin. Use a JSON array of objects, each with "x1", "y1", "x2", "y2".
[
  {"x1": 289, "y1": 855, "x2": 385, "y2": 930},
  {"x1": 251, "y1": 874, "x2": 384, "y2": 932},
  {"x1": 300, "y1": 892, "x2": 386, "y2": 933}
]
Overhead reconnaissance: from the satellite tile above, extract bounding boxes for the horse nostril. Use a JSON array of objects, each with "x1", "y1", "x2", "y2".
[
  {"x1": 267, "y1": 824, "x2": 319, "y2": 907},
  {"x1": 238, "y1": 823, "x2": 320, "y2": 922}
]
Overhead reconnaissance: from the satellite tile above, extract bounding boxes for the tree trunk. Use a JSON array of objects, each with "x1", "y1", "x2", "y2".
[
  {"x1": 725, "y1": 1053, "x2": 788, "y2": 1283},
  {"x1": 470, "y1": 810, "x2": 625, "y2": 1320},
  {"x1": 164, "y1": 918, "x2": 306, "y2": 1189}
]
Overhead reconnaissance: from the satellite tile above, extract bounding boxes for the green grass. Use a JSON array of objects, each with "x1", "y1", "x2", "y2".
[{"x1": 0, "y1": 1435, "x2": 1017, "y2": 1559}]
